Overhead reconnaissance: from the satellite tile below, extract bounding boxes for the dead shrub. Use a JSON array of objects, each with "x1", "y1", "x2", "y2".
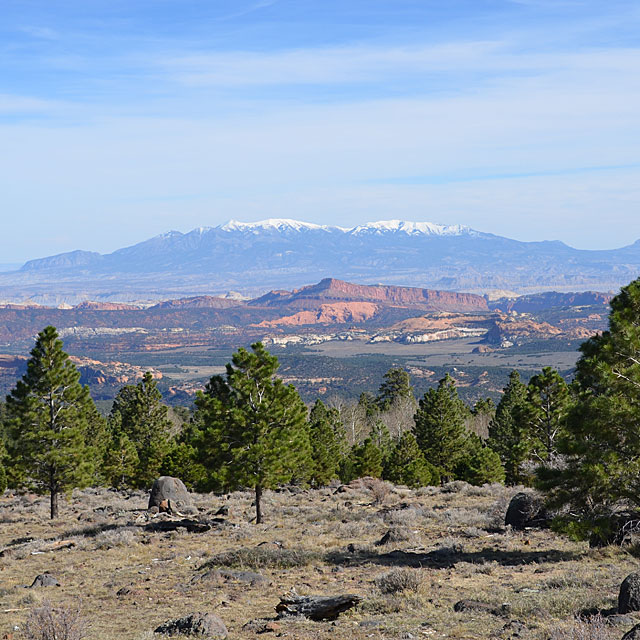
[
  {"x1": 93, "y1": 528, "x2": 136, "y2": 550},
  {"x1": 24, "y1": 600, "x2": 86, "y2": 640},
  {"x1": 374, "y1": 568, "x2": 422, "y2": 594},
  {"x1": 549, "y1": 615, "x2": 618, "y2": 640}
]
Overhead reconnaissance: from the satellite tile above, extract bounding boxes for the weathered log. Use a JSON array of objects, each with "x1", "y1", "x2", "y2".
[{"x1": 275, "y1": 593, "x2": 361, "y2": 621}]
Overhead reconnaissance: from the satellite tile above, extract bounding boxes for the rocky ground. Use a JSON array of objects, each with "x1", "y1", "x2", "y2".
[{"x1": 0, "y1": 480, "x2": 638, "y2": 640}]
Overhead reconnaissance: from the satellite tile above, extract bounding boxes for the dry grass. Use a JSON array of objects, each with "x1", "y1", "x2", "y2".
[{"x1": 0, "y1": 483, "x2": 639, "y2": 639}]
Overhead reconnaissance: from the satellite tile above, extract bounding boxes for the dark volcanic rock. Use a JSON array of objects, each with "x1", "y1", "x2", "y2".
[
  {"x1": 275, "y1": 593, "x2": 361, "y2": 621},
  {"x1": 148, "y1": 476, "x2": 196, "y2": 515},
  {"x1": 154, "y1": 612, "x2": 227, "y2": 638},
  {"x1": 619, "y1": 572, "x2": 640, "y2": 614},
  {"x1": 504, "y1": 492, "x2": 548, "y2": 530}
]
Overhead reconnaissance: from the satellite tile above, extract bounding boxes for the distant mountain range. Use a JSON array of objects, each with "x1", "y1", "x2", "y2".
[{"x1": 2, "y1": 218, "x2": 639, "y2": 304}]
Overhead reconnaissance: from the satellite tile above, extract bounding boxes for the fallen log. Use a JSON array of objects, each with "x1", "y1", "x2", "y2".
[
  {"x1": 275, "y1": 593, "x2": 361, "y2": 621},
  {"x1": 144, "y1": 518, "x2": 214, "y2": 533}
]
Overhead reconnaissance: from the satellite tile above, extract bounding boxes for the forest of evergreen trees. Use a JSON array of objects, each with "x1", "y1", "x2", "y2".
[{"x1": 1, "y1": 276, "x2": 640, "y2": 541}]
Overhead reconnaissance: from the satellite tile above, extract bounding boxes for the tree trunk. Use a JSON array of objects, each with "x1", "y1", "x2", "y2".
[
  {"x1": 255, "y1": 484, "x2": 263, "y2": 524},
  {"x1": 50, "y1": 490, "x2": 58, "y2": 520}
]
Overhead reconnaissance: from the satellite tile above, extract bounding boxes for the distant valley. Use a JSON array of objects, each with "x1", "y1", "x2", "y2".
[
  {"x1": 0, "y1": 277, "x2": 611, "y2": 406},
  {"x1": 1, "y1": 219, "x2": 638, "y2": 305}
]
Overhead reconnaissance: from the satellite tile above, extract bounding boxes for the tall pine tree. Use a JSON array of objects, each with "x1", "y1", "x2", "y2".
[
  {"x1": 524, "y1": 367, "x2": 571, "y2": 461},
  {"x1": 6, "y1": 326, "x2": 101, "y2": 518},
  {"x1": 108, "y1": 372, "x2": 172, "y2": 488},
  {"x1": 308, "y1": 399, "x2": 347, "y2": 486},
  {"x1": 487, "y1": 370, "x2": 530, "y2": 485},
  {"x1": 537, "y1": 279, "x2": 640, "y2": 542},
  {"x1": 413, "y1": 374, "x2": 468, "y2": 480}
]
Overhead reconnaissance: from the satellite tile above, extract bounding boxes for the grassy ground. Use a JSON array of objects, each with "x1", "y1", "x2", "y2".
[{"x1": 0, "y1": 481, "x2": 637, "y2": 639}]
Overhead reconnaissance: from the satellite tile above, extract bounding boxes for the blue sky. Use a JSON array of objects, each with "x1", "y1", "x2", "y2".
[{"x1": 1, "y1": 0, "x2": 640, "y2": 261}]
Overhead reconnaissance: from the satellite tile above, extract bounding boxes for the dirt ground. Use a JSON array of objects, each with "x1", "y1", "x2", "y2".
[{"x1": 0, "y1": 480, "x2": 637, "y2": 639}]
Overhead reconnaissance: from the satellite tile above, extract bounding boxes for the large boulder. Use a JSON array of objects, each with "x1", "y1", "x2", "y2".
[
  {"x1": 148, "y1": 476, "x2": 196, "y2": 515},
  {"x1": 504, "y1": 492, "x2": 548, "y2": 530},
  {"x1": 154, "y1": 613, "x2": 227, "y2": 638},
  {"x1": 619, "y1": 572, "x2": 640, "y2": 614}
]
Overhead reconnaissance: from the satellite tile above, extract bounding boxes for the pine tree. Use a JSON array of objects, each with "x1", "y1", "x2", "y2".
[
  {"x1": 0, "y1": 401, "x2": 7, "y2": 493},
  {"x1": 523, "y1": 367, "x2": 571, "y2": 461},
  {"x1": 537, "y1": 279, "x2": 640, "y2": 542},
  {"x1": 456, "y1": 433, "x2": 505, "y2": 486},
  {"x1": 109, "y1": 372, "x2": 172, "y2": 488},
  {"x1": 308, "y1": 399, "x2": 347, "y2": 486},
  {"x1": 413, "y1": 374, "x2": 468, "y2": 480},
  {"x1": 197, "y1": 343, "x2": 311, "y2": 523},
  {"x1": 5, "y1": 326, "x2": 99, "y2": 519},
  {"x1": 351, "y1": 438, "x2": 383, "y2": 478},
  {"x1": 384, "y1": 432, "x2": 435, "y2": 487},
  {"x1": 103, "y1": 411, "x2": 139, "y2": 489},
  {"x1": 487, "y1": 370, "x2": 531, "y2": 485},
  {"x1": 376, "y1": 367, "x2": 414, "y2": 411}
]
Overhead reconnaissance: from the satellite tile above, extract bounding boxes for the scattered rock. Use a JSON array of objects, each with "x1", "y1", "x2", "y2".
[
  {"x1": 148, "y1": 477, "x2": 197, "y2": 515},
  {"x1": 504, "y1": 492, "x2": 548, "y2": 530},
  {"x1": 214, "y1": 506, "x2": 228, "y2": 516},
  {"x1": 29, "y1": 574, "x2": 60, "y2": 588},
  {"x1": 619, "y1": 572, "x2": 640, "y2": 614},
  {"x1": 499, "y1": 619, "x2": 527, "y2": 638},
  {"x1": 275, "y1": 593, "x2": 362, "y2": 621},
  {"x1": 154, "y1": 613, "x2": 227, "y2": 638},
  {"x1": 242, "y1": 619, "x2": 280, "y2": 634}
]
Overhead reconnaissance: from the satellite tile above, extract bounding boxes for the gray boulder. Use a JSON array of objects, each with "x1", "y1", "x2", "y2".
[
  {"x1": 148, "y1": 476, "x2": 196, "y2": 515},
  {"x1": 30, "y1": 574, "x2": 60, "y2": 588},
  {"x1": 504, "y1": 492, "x2": 548, "y2": 530},
  {"x1": 154, "y1": 613, "x2": 227, "y2": 638},
  {"x1": 619, "y1": 572, "x2": 640, "y2": 614}
]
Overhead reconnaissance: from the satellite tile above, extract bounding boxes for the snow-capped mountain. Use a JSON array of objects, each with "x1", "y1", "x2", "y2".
[{"x1": 3, "y1": 219, "x2": 640, "y2": 304}]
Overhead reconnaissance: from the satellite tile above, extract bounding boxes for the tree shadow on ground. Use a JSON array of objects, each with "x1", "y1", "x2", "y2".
[{"x1": 326, "y1": 546, "x2": 583, "y2": 569}]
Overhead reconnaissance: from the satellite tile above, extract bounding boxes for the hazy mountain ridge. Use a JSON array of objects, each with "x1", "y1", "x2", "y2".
[{"x1": 5, "y1": 219, "x2": 640, "y2": 304}]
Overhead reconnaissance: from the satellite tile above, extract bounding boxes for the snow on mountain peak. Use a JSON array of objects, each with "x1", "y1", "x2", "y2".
[
  {"x1": 218, "y1": 218, "x2": 475, "y2": 236},
  {"x1": 350, "y1": 220, "x2": 474, "y2": 236},
  {"x1": 220, "y1": 219, "x2": 343, "y2": 233}
]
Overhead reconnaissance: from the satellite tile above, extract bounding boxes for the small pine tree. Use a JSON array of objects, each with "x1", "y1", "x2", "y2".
[
  {"x1": 413, "y1": 374, "x2": 469, "y2": 480},
  {"x1": 351, "y1": 438, "x2": 383, "y2": 479},
  {"x1": 456, "y1": 433, "x2": 505, "y2": 486},
  {"x1": 308, "y1": 399, "x2": 347, "y2": 486},
  {"x1": 487, "y1": 370, "x2": 531, "y2": 485},
  {"x1": 384, "y1": 432, "x2": 434, "y2": 487},
  {"x1": 5, "y1": 326, "x2": 99, "y2": 518},
  {"x1": 110, "y1": 372, "x2": 172, "y2": 488},
  {"x1": 197, "y1": 343, "x2": 311, "y2": 523}
]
